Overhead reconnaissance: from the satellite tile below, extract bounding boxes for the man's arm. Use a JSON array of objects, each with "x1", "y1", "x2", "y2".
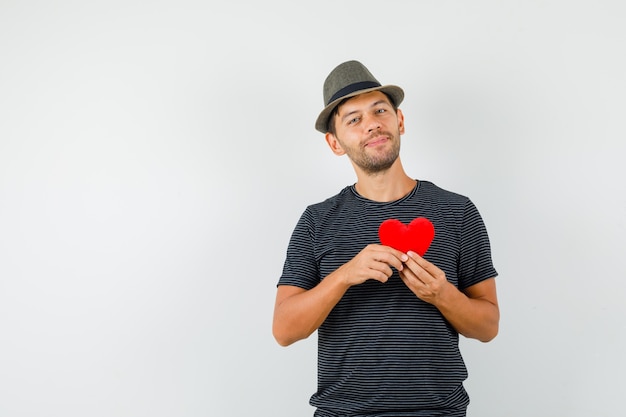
[
  {"x1": 272, "y1": 244, "x2": 408, "y2": 346},
  {"x1": 272, "y1": 279, "x2": 348, "y2": 347},
  {"x1": 399, "y1": 251, "x2": 499, "y2": 342}
]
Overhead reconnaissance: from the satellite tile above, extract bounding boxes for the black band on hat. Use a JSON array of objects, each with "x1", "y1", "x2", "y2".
[{"x1": 327, "y1": 81, "x2": 381, "y2": 105}]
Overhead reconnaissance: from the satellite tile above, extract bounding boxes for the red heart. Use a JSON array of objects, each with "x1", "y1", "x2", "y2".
[{"x1": 378, "y1": 217, "x2": 435, "y2": 256}]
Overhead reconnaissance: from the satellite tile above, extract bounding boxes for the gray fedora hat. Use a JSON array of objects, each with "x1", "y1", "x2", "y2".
[{"x1": 315, "y1": 60, "x2": 404, "y2": 133}]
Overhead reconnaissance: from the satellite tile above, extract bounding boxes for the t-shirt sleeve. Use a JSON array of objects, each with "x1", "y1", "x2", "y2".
[
  {"x1": 277, "y1": 208, "x2": 320, "y2": 290},
  {"x1": 458, "y1": 199, "x2": 498, "y2": 290}
]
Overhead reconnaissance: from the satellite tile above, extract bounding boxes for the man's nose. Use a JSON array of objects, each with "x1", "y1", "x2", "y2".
[{"x1": 364, "y1": 114, "x2": 381, "y2": 132}]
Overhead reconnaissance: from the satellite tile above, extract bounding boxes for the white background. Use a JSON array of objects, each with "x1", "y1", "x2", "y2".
[{"x1": 1, "y1": 1, "x2": 625, "y2": 416}]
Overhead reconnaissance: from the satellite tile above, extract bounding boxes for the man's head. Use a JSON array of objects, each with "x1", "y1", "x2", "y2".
[
  {"x1": 317, "y1": 61, "x2": 406, "y2": 175},
  {"x1": 315, "y1": 60, "x2": 404, "y2": 134},
  {"x1": 324, "y1": 90, "x2": 405, "y2": 175}
]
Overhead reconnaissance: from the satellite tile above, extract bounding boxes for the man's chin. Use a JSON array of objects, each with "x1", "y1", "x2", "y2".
[{"x1": 359, "y1": 159, "x2": 397, "y2": 175}]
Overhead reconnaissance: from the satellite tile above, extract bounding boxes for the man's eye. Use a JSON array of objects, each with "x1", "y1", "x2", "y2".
[
  {"x1": 376, "y1": 108, "x2": 386, "y2": 114},
  {"x1": 348, "y1": 117, "x2": 360, "y2": 125}
]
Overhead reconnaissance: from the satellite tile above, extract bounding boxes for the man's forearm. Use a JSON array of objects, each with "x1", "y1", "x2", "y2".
[
  {"x1": 435, "y1": 279, "x2": 499, "y2": 342},
  {"x1": 273, "y1": 244, "x2": 407, "y2": 346},
  {"x1": 272, "y1": 272, "x2": 351, "y2": 346}
]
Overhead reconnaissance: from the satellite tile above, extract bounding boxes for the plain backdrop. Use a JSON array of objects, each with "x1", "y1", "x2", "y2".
[{"x1": 1, "y1": 1, "x2": 625, "y2": 416}]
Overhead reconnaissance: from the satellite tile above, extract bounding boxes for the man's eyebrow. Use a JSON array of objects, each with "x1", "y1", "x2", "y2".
[
  {"x1": 371, "y1": 99, "x2": 390, "y2": 108},
  {"x1": 340, "y1": 109, "x2": 361, "y2": 122}
]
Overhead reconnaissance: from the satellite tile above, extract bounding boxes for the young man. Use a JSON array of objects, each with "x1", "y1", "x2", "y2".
[{"x1": 273, "y1": 60, "x2": 499, "y2": 417}]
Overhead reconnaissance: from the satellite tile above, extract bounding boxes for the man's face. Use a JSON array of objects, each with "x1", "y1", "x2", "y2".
[{"x1": 326, "y1": 91, "x2": 405, "y2": 175}]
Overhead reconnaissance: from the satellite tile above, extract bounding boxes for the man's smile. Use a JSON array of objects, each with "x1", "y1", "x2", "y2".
[{"x1": 364, "y1": 136, "x2": 389, "y2": 147}]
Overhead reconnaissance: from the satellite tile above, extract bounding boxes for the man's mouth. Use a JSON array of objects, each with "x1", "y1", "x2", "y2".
[{"x1": 365, "y1": 136, "x2": 389, "y2": 147}]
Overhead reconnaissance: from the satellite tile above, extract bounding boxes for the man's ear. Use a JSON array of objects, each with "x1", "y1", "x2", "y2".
[
  {"x1": 325, "y1": 133, "x2": 346, "y2": 156},
  {"x1": 397, "y1": 108, "x2": 405, "y2": 135}
]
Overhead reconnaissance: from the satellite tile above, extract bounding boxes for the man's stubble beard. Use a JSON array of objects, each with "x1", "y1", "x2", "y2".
[{"x1": 339, "y1": 130, "x2": 401, "y2": 175}]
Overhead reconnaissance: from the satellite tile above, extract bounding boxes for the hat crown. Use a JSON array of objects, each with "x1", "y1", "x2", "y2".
[{"x1": 323, "y1": 60, "x2": 381, "y2": 105}]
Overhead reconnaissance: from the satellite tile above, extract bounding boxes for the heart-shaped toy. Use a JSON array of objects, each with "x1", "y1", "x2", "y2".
[{"x1": 378, "y1": 217, "x2": 435, "y2": 256}]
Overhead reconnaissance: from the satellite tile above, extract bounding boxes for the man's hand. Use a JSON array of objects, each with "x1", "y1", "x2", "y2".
[
  {"x1": 398, "y1": 250, "x2": 452, "y2": 305},
  {"x1": 336, "y1": 244, "x2": 409, "y2": 286},
  {"x1": 398, "y1": 250, "x2": 499, "y2": 342}
]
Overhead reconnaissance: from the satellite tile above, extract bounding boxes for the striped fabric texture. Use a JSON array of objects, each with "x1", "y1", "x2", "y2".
[{"x1": 278, "y1": 180, "x2": 498, "y2": 416}]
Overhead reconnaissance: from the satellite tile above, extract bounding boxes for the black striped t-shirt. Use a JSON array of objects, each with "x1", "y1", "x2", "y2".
[{"x1": 278, "y1": 180, "x2": 498, "y2": 416}]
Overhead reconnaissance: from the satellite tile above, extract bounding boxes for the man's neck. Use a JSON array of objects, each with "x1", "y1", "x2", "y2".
[{"x1": 353, "y1": 159, "x2": 417, "y2": 202}]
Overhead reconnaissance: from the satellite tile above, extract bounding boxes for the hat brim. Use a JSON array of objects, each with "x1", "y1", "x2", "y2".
[{"x1": 315, "y1": 84, "x2": 404, "y2": 133}]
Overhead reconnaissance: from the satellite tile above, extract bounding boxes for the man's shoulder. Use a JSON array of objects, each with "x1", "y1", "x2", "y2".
[
  {"x1": 418, "y1": 180, "x2": 470, "y2": 204},
  {"x1": 307, "y1": 185, "x2": 354, "y2": 211}
]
